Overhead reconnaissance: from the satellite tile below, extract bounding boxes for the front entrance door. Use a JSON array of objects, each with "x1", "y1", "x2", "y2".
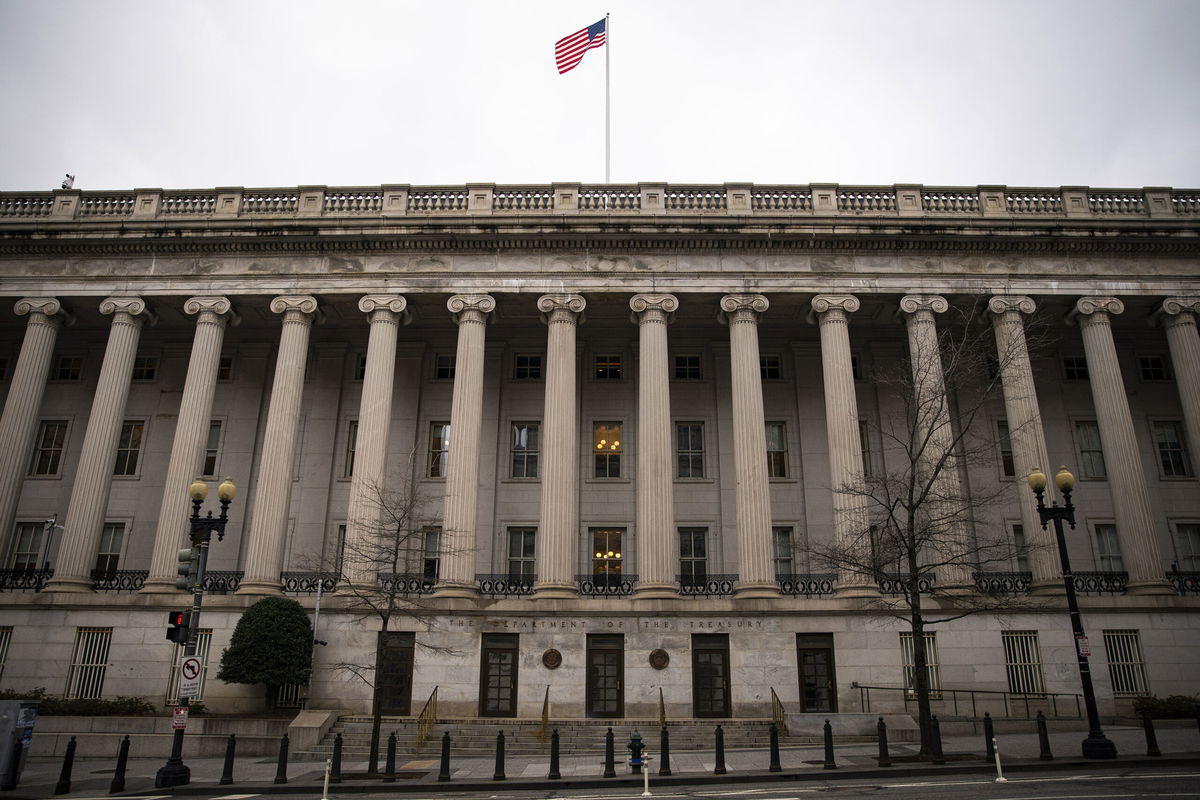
[
  {"x1": 796, "y1": 633, "x2": 837, "y2": 713},
  {"x1": 586, "y1": 634, "x2": 624, "y2": 718},
  {"x1": 692, "y1": 633, "x2": 731, "y2": 718},
  {"x1": 377, "y1": 631, "x2": 415, "y2": 715},
  {"x1": 479, "y1": 633, "x2": 519, "y2": 717}
]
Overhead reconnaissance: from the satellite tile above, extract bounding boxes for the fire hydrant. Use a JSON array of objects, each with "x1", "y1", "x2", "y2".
[{"x1": 627, "y1": 730, "x2": 645, "y2": 774}]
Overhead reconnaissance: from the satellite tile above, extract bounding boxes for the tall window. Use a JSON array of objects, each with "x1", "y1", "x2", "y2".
[
  {"x1": 859, "y1": 420, "x2": 873, "y2": 478},
  {"x1": 507, "y1": 528, "x2": 536, "y2": 579},
  {"x1": 94, "y1": 523, "x2": 124, "y2": 576},
  {"x1": 428, "y1": 422, "x2": 450, "y2": 478},
  {"x1": 11, "y1": 523, "x2": 44, "y2": 570},
  {"x1": 1153, "y1": 421, "x2": 1191, "y2": 477},
  {"x1": 131, "y1": 356, "x2": 158, "y2": 381},
  {"x1": 1012, "y1": 523, "x2": 1029, "y2": 573},
  {"x1": 422, "y1": 527, "x2": 442, "y2": 580},
  {"x1": 343, "y1": 420, "x2": 359, "y2": 478},
  {"x1": 1175, "y1": 523, "x2": 1200, "y2": 571},
  {"x1": 900, "y1": 632, "x2": 941, "y2": 695},
  {"x1": 996, "y1": 419, "x2": 1015, "y2": 477},
  {"x1": 1076, "y1": 421, "x2": 1106, "y2": 479},
  {"x1": 851, "y1": 354, "x2": 863, "y2": 381},
  {"x1": 354, "y1": 354, "x2": 367, "y2": 380},
  {"x1": 514, "y1": 354, "x2": 542, "y2": 379},
  {"x1": 217, "y1": 355, "x2": 234, "y2": 381},
  {"x1": 65, "y1": 627, "x2": 112, "y2": 699},
  {"x1": 1103, "y1": 630, "x2": 1148, "y2": 695},
  {"x1": 591, "y1": 528, "x2": 623, "y2": 583},
  {"x1": 593, "y1": 422, "x2": 622, "y2": 478},
  {"x1": 30, "y1": 420, "x2": 68, "y2": 476},
  {"x1": 511, "y1": 422, "x2": 540, "y2": 478},
  {"x1": 114, "y1": 421, "x2": 144, "y2": 476},
  {"x1": 334, "y1": 523, "x2": 347, "y2": 575},
  {"x1": 674, "y1": 354, "x2": 702, "y2": 380},
  {"x1": 759, "y1": 354, "x2": 781, "y2": 380},
  {"x1": 0, "y1": 627, "x2": 11, "y2": 683},
  {"x1": 167, "y1": 630, "x2": 212, "y2": 703},
  {"x1": 594, "y1": 354, "x2": 623, "y2": 380},
  {"x1": 202, "y1": 421, "x2": 222, "y2": 477},
  {"x1": 679, "y1": 527, "x2": 707, "y2": 585},
  {"x1": 1002, "y1": 631, "x2": 1045, "y2": 694},
  {"x1": 54, "y1": 356, "x2": 83, "y2": 381},
  {"x1": 1095, "y1": 524, "x2": 1123, "y2": 571},
  {"x1": 772, "y1": 526, "x2": 794, "y2": 577},
  {"x1": 676, "y1": 423, "x2": 705, "y2": 478},
  {"x1": 765, "y1": 422, "x2": 788, "y2": 478},
  {"x1": 434, "y1": 354, "x2": 456, "y2": 380}
]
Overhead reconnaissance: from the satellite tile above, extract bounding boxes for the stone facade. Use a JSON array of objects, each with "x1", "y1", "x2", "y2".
[{"x1": 0, "y1": 183, "x2": 1197, "y2": 718}]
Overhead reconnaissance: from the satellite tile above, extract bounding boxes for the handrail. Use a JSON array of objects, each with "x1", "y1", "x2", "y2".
[
  {"x1": 536, "y1": 686, "x2": 550, "y2": 745},
  {"x1": 855, "y1": 683, "x2": 1083, "y2": 720},
  {"x1": 658, "y1": 687, "x2": 667, "y2": 728},
  {"x1": 770, "y1": 687, "x2": 788, "y2": 735},
  {"x1": 415, "y1": 686, "x2": 438, "y2": 751}
]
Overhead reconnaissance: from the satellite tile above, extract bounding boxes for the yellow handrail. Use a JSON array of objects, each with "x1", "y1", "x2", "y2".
[
  {"x1": 535, "y1": 685, "x2": 550, "y2": 744},
  {"x1": 770, "y1": 687, "x2": 788, "y2": 736},
  {"x1": 415, "y1": 686, "x2": 438, "y2": 750}
]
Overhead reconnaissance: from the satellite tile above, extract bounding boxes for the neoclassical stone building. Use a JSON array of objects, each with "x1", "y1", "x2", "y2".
[{"x1": 0, "y1": 183, "x2": 1197, "y2": 719}]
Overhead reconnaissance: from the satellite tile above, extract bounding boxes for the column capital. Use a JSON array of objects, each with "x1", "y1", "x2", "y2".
[
  {"x1": 630, "y1": 293, "x2": 678, "y2": 323},
  {"x1": 99, "y1": 296, "x2": 151, "y2": 319},
  {"x1": 447, "y1": 294, "x2": 496, "y2": 322},
  {"x1": 988, "y1": 295, "x2": 1037, "y2": 316},
  {"x1": 538, "y1": 293, "x2": 587, "y2": 317},
  {"x1": 184, "y1": 296, "x2": 235, "y2": 320},
  {"x1": 719, "y1": 294, "x2": 768, "y2": 324},
  {"x1": 899, "y1": 295, "x2": 948, "y2": 316},
  {"x1": 14, "y1": 297, "x2": 67, "y2": 320},
  {"x1": 1074, "y1": 296, "x2": 1125, "y2": 317},
  {"x1": 811, "y1": 294, "x2": 860, "y2": 315},
  {"x1": 358, "y1": 294, "x2": 408, "y2": 316},
  {"x1": 270, "y1": 295, "x2": 318, "y2": 316},
  {"x1": 1162, "y1": 296, "x2": 1200, "y2": 317}
]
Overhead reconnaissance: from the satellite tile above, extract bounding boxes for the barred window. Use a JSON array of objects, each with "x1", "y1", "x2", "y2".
[
  {"x1": 507, "y1": 527, "x2": 536, "y2": 579},
  {"x1": 1153, "y1": 421, "x2": 1192, "y2": 477},
  {"x1": 94, "y1": 522, "x2": 124, "y2": 576},
  {"x1": 1095, "y1": 524, "x2": 1123, "y2": 572},
  {"x1": 900, "y1": 632, "x2": 941, "y2": 695},
  {"x1": 1103, "y1": 630, "x2": 1148, "y2": 696},
  {"x1": 510, "y1": 422, "x2": 540, "y2": 478},
  {"x1": 428, "y1": 422, "x2": 450, "y2": 478},
  {"x1": 1076, "y1": 421, "x2": 1106, "y2": 479},
  {"x1": 676, "y1": 422, "x2": 705, "y2": 478},
  {"x1": 30, "y1": 420, "x2": 68, "y2": 476},
  {"x1": 114, "y1": 421, "x2": 145, "y2": 476},
  {"x1": 1002, "y1": 631, "x2": 1045, "y2": 694},
  {"x1": 766, "y1": 422, "x2": 788, "y2": 478},
  {"x1": 166, "y1": 630, "x2": 213, "y2": 703},
  {"x1": 65, "y1": 627, "x2": 112, "y2": 699},
  {"x1": 202, "y1": 420, "x2": 222, "y2": 477}
]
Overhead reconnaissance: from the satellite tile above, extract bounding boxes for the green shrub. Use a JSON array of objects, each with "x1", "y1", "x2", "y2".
[
  {"x1": 0, "y1": 687, "x2": 155, "y2": 715},
  {"x1": 1132, "y1": 694, "x2": 1198, "y2": 718}
]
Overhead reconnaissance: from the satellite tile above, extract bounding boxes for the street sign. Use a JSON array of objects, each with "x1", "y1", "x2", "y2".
[
  {"x1": 178, "y1": 656, "x2": 203, "y2": 699},
  {"x1": 172, "y1": 705, "x2": 188, "y2": 730},
  {"x1": 1076, "y1": 635, "x2": 1091, "y2": 657}
]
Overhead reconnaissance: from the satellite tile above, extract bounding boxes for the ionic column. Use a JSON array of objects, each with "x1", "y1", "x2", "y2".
[
  {"x1": 143, "y1": 297, "x2": 236, "y2": 592},
  {"x1": 434, "y1": 294, "x2": 495, "y2": 598},
  {"x1": 719, "y1": 294, "x2": 778, "y2": 598},
  {"x1": 811, "y1": 295, "x2": 877, "y2": 598},
  {"x1": 343, "y1": 295, "x2": 408, "y2": 587},
  {"x1": 1074, "y1": 297, "x2": 1172, "y2": 594},
  {"x1": 988, "y1": 296, "x2": 1061, "y2": 593},
  {"x1": 237, "y1": 296, "x2": 318, "y2": 596},
  {"x1": 0, "y1": 298, "x2": 69, "y2": 556},
  {"x1": 45, "y1": 298, "x2": 152, "y2": 593},
  {"x1": 898, "y1": 295, "x2": 972, "y2": 589},
  {"x1": 631, "y1": 294, "x2": 679, "y2": 598},
  {"x1": 534, "y1": 294, "x2": 585, "y2": 599},
  {"x1": 1161, "y1": 297, "x2": 1200, "y2": 482}
]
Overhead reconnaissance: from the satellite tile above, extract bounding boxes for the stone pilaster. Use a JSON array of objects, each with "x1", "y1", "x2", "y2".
[
  {"x1": 45, "y1": 298, "x2": 152, "y2": 593},
  {"x1": 237, "y1": 296, "x2": 318, "y2": 596},
  {"x1": 1074, "y1": 297, "x2": 1172, "y2": 594},
  {"x1": 719, "y1": 294, "x2": 778, "y2": 598},
  {"x1": 1161, "y1": 297, "x2": 1200, "y2": 484},
  {"x1": 434, "y1": 294, "x2": 495, "y2": 598},
  {"x1": 898, "y1": 295, "x2": 972, "y2": 589},
  {"x1": 0, "y1": 298, "x2": 69, "y2": 557},
  {"x1": 343, "y1": 295, "x2": 409, "y2": 587},
  {"x1": 630, "y1": 294, "x2": 679, "y2": 597},
  {"x1": 143, "y1": 297, "x2": 235, "y2": 592},
  {"x1": 811, "y1": 295, "x2": 877, "y2": 598},
  {"x1": 534, "y1": 294, "x2": 586, "y2": 598}
]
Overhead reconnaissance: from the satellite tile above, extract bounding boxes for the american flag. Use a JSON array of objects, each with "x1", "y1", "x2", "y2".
[{"x1": 555, "y1": 18, "x2": 606, "y2": 74}]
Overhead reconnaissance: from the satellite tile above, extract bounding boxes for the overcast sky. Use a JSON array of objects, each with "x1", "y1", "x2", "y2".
[{"x1": 2, "y1": 0, "x2": 1198, "y2": 192}]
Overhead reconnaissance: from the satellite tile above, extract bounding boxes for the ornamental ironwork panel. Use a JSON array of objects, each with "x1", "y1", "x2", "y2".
[
  {"x1": 878, "y1": 574, "x2": 936, "y2": 595},
  {"x1": 282, "y1": 571, "x2": 337, "y2": 594},
  {"x1": 0, "y1": 568, "x2": 52, "y2": 592},
  {"x1": 576, "y1": 574, "x2": 637, "y2": 597},
  {"x1": 974, "y1": 571, "x2": 1032, "y2": 595},
  {"x1": 91, "y1": 569, "x2": 146, "y2": 592},
  {"x1": 475, "y1": 574, "x2": 535, "y2": 597},
  {"x1": 1072, "y1": 571, "x2": 1128, "y2": 595},
  {"x1": 776, "y1": 573, "x2": 837, "y2": 596},
  {"x1": 677, "y1": 574, "x2": 738, "y2": 597},
  {"x1": 379, "y1": 573, "x2": 436, "y2": 596},
  {"x1": 203, "y1": 571, "x2": 243, "y2": 593},
  {"x1": 1167, "y1": 571, "x2": 1200, "y2": 595}
]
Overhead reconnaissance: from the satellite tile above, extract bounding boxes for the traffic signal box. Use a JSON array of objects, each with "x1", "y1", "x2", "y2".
[
  {"x1": 175, "y1": 546, "x2": 199, "y2": 591},
  {"x1": 165, "y1": 610, "x2": 191, "y2": 644}
]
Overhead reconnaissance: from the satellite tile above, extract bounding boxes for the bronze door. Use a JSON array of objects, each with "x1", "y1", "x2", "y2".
[
  {"x1": 797, "y1": 633, "x2": 837, "y2": 713},
  {"x1": 692, "y1": 633, "x2": 731, "y2": 718},
  {"x1": 377, "y1": 632, "x2": 415, "y2": 716},
  {"x1": 479, "y1": 633, "x2": 519, "y2": 717},
  {"x1": 586, "y1": 634, "x2": 624, "y2": 718}
]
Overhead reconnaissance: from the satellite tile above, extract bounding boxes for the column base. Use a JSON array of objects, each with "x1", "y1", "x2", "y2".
[
  {"x1": 532, "y1": 584, "x2": 579, "y2": 600},
  {"x1": 834, "y1": 583, "x2": 880, "y2": 599},
  {"x1": 633, "y1": 583, "x2": 679, "y2": 599},
  {"x1": 42, "y1": 576, "x2": 95, "y2": 593},
  {"x1": 140, "y1": 579, "x2": 184, "y2": 595},
  {"x1": 1028, "y1": 579, "x2": 1066, "y2": 597},
  {"x1": 235, "y1": 579, "x2": 284, "y2": 596},
  {"x1": 432, "y1": 583, "x2": 480, "y2": 600},
  {"x1": 1125, "y1": 579, "x2": 1176, "y2": 596},
  {"x1": 733, "y1": 581, "x2": 780, "y2": 599}
]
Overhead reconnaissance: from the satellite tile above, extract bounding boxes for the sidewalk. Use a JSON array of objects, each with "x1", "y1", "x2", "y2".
[{"x1": 7, "y1": 724, "x2": 1199, "y2": 798}]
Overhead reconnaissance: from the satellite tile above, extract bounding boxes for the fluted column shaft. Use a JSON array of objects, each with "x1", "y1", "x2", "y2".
[
  {"x1": 534, "y1": 295, "x2": 585, "y2": 598},
  {"x1": 46, "y1": 298, "x2": 150, "y2": 592},
  {"x1": 144, "y1": 298, "x2": 234, "y2": 592},
  {"x1": 1161, "y1": 298, "x2": 1200, "y2": 482},
  {"x1": 631, "y1": 294, "x2": 678, "y2": 597},
  {"x1": 812, "y1": 296, "x2": 877, "y2": 597},
  {"x1": 988, "y1": 297, "x2": 1061, "y2": 592},
  {"x1": 238, "y1": 296, "x2": 317, "y2": 595},
  {"x1": 1075, "y1": 297, "x2": 1171, "y2": 594},
  {"x1": 720, "y1": 295, "x2": 778, "y2": 597},
  {"x1": 435, "y1": 294, "x2": 495, "y2": 597},
  {"x1": 0, "y1": 298, "x2": 67, "y2": 556},
  {"x1": 344, "y1": 295, "x2": 408, "y2": 587}
]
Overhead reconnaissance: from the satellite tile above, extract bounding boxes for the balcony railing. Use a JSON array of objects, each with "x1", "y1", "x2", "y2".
[
  {"x1": 203, "y1": 570, "x2": 243, "y2": 593},
  {"x1": 282, "y1": 571, "x2": 337, "y2": 594},
  {"x1": 677, "y1": 574, "x2": 738, "y2": 597},
  {"x1": 91, "y1": 569, "x2": 147, "y2": 592},
  {"x1": 1072, "y1": 571, "x2": 1128, "y2": 595},
  {"x1": 378, "y1": 573, "x2": 436, "y2": 596},
  {"x1": 974, "y1": 571, "x2": 1032, "y2": 595},
  {"x1": 0, "y1": 568, "x2": 53, "y2": 592},
  {"x1": 776, "y1": 573, "x2": 837, "y2": 596},
  {"x1": 476, "y1": 574, "x2": 535, "y2": 597},
  {"x1": 1167, "y1": 570, "x2": 1200, "y2": 595},
  {"x1": 878, "y1": 574, "x2": 936, "y2": 595},
  {"x1": 576, "y1": 574, "x2": 637, "y2": 597}
]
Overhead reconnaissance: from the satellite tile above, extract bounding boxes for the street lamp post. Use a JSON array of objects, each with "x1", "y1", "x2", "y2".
[
  {"x1": 156, "y1": 477, "x2": 237, "y2": 788},
  {"x1": 1026, "y1": 466, "x2": 1117, "y2": 759}
]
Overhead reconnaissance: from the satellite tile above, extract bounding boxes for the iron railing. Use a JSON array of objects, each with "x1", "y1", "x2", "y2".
[
  {"x1": 855, "y1": 683, "x2": 1084, "y2": 720},
  {"x1": 378, "y1": 573, "x2": 436, "y2": 595},
  {"x1": 1072, "y1": 571, "x2": 1128, "y2": 595},
  {"x1": 282, "y1": 571, "x2": 337, "y2": 594},
  {"x1": 91, "y1": 569, "x2": 147, "y2": 592},
  {"x1": 770, "y1": 687, "x2": 789, "y2": 735},
  {"x1": 475, "y1": 574, "x2": 535, "y2": 597},
  {"x1": 576, "y1": 574, "x2": 637, "y2": 597},
  {"x1": 415, "y1": 686, "x2": 438, "y2": 751},
  {"x1": 1167, "y1": 570, "x2": 1200, "y2": 595},
  {"x1": 974, "y1": 571, "x2": 1032, "y2": 595},
  {"x1": 878, "y1": 574, "x2": 936, "y2": 595},
  {"x1": 203, "y1": 570, "x2": 243, "y2": 593},
  {"x1": 776, "y1": 573, "x2": 837, "y2": 596},
  {"x1": 677, "y1": 574, "x2": 738, "y2": 597},
  {"x1": 0, "y1": 568, "x2": 53, "y2": 591}
]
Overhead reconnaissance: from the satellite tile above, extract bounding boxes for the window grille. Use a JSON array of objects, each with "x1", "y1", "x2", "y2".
[
  {"x1": 166, "y1": 630, "x2": 212, "y2": 703},
  {"x1": 1002, "y1": 631, "x2": 1045, "y2": 694},
  {"x1": 277, "y1": 683, "x2": 303, "y2": 708},
  {"x1": 900, "y1": 631, "x2": 941, "y2": 695},
  {"x1": 1103, "y1": 630, "x2": 1148, "y2": 696},
  {"x1": 65, "y1": 627, "x2": 112, "y2": 699}
]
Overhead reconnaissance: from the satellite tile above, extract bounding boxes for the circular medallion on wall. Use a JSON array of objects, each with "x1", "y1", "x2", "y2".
[
  {"x1": 649, "y1": 648, "x2": 670, "y2": 670},
  {"x1": 542, "y1": 648, "x2": 563, "y2": 669}
]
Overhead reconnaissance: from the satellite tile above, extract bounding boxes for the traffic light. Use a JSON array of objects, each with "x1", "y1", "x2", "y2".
[
  {"x1": 165, "y1": 610, "x2": 191, "y2": 643},
  {"x1": 176, "y1": 546, "x2": 199, "y2": 590}
]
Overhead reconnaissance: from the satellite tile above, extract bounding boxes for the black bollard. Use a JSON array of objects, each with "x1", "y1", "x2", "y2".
[
  {"x1": 384, "y1": 731, "x2": 397, "y2": 782},
  {"x1": 877, "y1": 716, "x2": 892, "y2": 767},
  {"x1": 983, "y1": 711, "x2": 995, "y2": 762},
  {"x1": 714, "y1": 724, "x2": 727, "y2": 775},
  {"x1": 492, "y1": 731, "x2": 506, "y2": 781},
  {"x1": 768, "y1": 721, "x2": 782, "y2": 772},
  {"x1": 218, "y1": 733, "x2": 236, "y2": 785},
  {"x1": 54, "y1": 736, "x2": 77, "y2": 795},
  {"x1": 437, "y1": 732, "x2": 452, "y2": 783},
  {"x1": 110, "y1": 735, "x2": 131, "y2": 794},
  {"x1": 1142, "y1": 709, "x2": 1161, "y2": 757},
  {"x1": 659, "y1": 726, "x2": 672, "y2": 776},
  {"x1": 330, "y1": 732, "x2": 343, "y2": 783},
  {"x1": 1036, "y1": 711, "x2": 1053, "y2": 761},
  {"x1": 548, "y1": 729, "x2": 561, "y2": 780},
  {"x1": 603, "y1": 727, "x2": 617, "y2": 778},
  {"x1": 273, "y1": 733, "x2": 289, "y2": 785},
  {"x1": 823, "y1": 719, "x2": 837, "y2": 770},
  {"x1": 931, "y1": 715, "x2": 945, "y2": 765}
]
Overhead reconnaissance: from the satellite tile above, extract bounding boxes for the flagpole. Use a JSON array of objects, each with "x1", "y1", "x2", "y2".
[{"x1": 605, "y1": 12, "x2": 610, "y2": 184}]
